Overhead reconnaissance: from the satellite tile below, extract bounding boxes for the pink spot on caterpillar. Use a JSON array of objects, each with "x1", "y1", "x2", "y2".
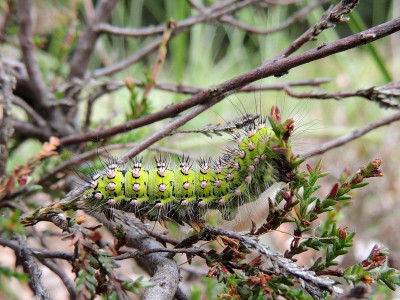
[
  {"x1": 233, "y1": 162, "x2": 240, "y2": 170},
  {"x1": 130, "y1": 199, "x2": 139, "y2": 206},
  {"x1": 253, "y1": 157, "x2": 260, "y2": 165},
  {"x1": 248, "y1": 165, "x2": 256, "y2": 173},
  {"x1": 219, "y1": 198, "x2": 226, "y2": 206},
  {"x1": 200, "y1": 180, "x2": 208, "y2": 189},
  {"x1": 106, "y1": 169, "x2": 116, "y2": 179},
  {"x1": 157, "y1": 167, "x2": 167, "y2": 177},
  {"x1": 183, "y1": 182, "x2": 191, "y2": 190},
  {"x1": 132, "y1": 168, "x2": 141, "y2": 178},
  {"x1": 198, "y1": 200, "x2": 206, "y2": 207},
  {"x1": 95, "y1": 192, "x2": 103, "y2": 200},
  {"x1": 106, "y1": 198, "x2": 115, "y2": 205},
  {"x1": 247, "y1": 129, "x2": 257, "y2": 137},
  {"x1": 245, "y1": 176, "x2": 252, "y2": 184},
  {"x1": 159, "y1": 183, "x2": 167, "y2": 192},
  {"x1": 155, "y1": 202, "x2": 162, "y2": 208},
  {"x1": 86, "y1": 193, "x2": 93, "y2": 199},
  {"x1": 133, "y1": 183, "x2": 141, "y2": 192},
  {"x1": 261, "y1": 154, "x2": 267, "y2": 161},
  {"x1": 107, "y1": 182, "x2": 116, "y2": 190},
  {"x1": 90, "y1": 181, "x2": 98, "y2": 189},
  {"x1": 248, "y1": 141, "x2": 255, "y2": 151},
  {"x1": 200, "y1": 162, "x2": 210, "y2": 174},
  {"x1": 236, "y1": 136, "x2": 244, "y2": 145},
  {"x1": 227, "y1": 173, "x2": 234, "y2": 181},
  {"x1": 215, "y1": 179, "x2": 222, "y2": 188},
  {"x1": 258, "y1": 123, "x2": 266, "y2": 129},
  {"x1": 238, "y1": 150, "x2": 246, "y2": 159},
  {"x1": 234, "y1": 189, "x2": 242, "y2": 196},
  {"x1": 92, "y1": 174, "x2": 100, "y2": 181},
  {"x1": 180, "y1": 164, "x2": 191, "y2": 175},
  {"x1": 180, "y1": 199, "x2": 188, "y2": 206},
  {"x1": 108, "y1": 163, "x2": 118, "y2": 170},
  {"x1": 133, "y1": 162, "x2": 142, "y2": 168}
]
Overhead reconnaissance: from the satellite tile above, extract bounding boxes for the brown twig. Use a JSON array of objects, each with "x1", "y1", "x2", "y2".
[
  {"x1": 301, "y1": 110, "x2": 400, "y2": 158},
  {"x1": 59, "y1": 17, "x2": 400, "y2": 149},
  {"x1": 268, "y1": 0, "x2": 360, "y2": 62},
  {"x1": 17, "y1": 236, "x2": 50, "y2": 299},
  {"x1": 67, "y1": 0, "x2": 119, "y2": 84},
  {"x1": 91, "y1": 38, "x2": 163, "y2": 78},
  {"x1": 0, "y1": 55, "x2": 15, "y2": 179},
  {"x1": 284, "y1": 82, "x2": 400, "y2": 109},
  {"x1": 12, "y1": 120, "x2": 51, "y2": 142},
  {"x1": 114, "y1": 247, "x2": 206, "y2": 260},
  {"x1": 83, "y1": 77, "x2": 330, "y2": 101},
  {"x1": 36, "y1": 258, "x2": 77, "y2": 300},
  {"x1": 17, "y1": 0, "x2": 49, "y2": 106},
  {"x1": 142, "y1": 21, "x2": 175, "y2": 102},
  {"x1": 220, "y1": 0, "x2": 330, "y2": 35},
  {"x1": 118, "y1": 95, "x2": 225, "y2": 163},
  {"x1": 94, "y1": 210, "x2": 180, "y2": 300},
  {"x1": 10, "y1": 94, "x2": 49, "y2": 128},
  {"x1": 94, "y1": 0, "x2": 257, "y2": 38}
]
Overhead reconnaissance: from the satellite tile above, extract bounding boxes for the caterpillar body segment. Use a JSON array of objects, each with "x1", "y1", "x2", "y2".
[{"x1": 83, "y1": 106, "x2": 302, "y2": 224}]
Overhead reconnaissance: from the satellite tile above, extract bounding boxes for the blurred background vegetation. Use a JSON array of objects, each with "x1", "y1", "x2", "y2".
[{"x1": 1, "y1": 0, "x2": 400, "y2": 298}]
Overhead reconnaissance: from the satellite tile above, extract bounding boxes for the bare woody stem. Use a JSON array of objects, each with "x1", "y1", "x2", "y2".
[{"x1": 59, "y1": 17, "x2": 400, "y2": 149}]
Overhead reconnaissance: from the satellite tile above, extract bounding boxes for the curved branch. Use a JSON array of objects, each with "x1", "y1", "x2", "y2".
[
  {"x1": 67, "y1": 0, "x2": 119, "y2": 83},
  {"x1": 220, "y1": 0, "x2": 330, "y2": 35},
  {"x1": 17, "y1": 0, "x2": 49, "y2": 106},
  {"x1": 94, "y1": 211, "x2": 180, "y2": 300},
  {"x1": 284, "y1": 82, "x2": 400, "y2": 109},
  {"x1": 301, "y1": 111, "x2": 400, "y2": 158},
  {"x1": 59, "y1": 17, "x2": 400, "y2": 148}
]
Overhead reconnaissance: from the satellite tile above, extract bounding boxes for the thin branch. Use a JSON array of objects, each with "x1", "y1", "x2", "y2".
[
  {"x1": 67, "y1": 0, "x2": 119, "y2": 83},
  {"x1": 91, "y1": 38, "x2": 162, "y2": 78},
  {"x1": 37, "y1": 258, "x2": 77, "y2": 300},
  {"x1": 17, "y1": 0, "x2": 49, "y2": 106},
  {"x1": 142, "y1": 21, "x2": 175, "y2": 101},
  {"x1": 58, "y1": 17, "x2": 400, "y2": 148},
  {"x1": 284, "y1": 82, "x2": 400, "y2": 109},
  {"x1": 118, "y1": 95, "x2": 225, "y2": 163},
  {"x1": 94, "y1": 0, "x2": 256, "y2": 38},
  {"x1": 301, "y1": 110, "x2": 400, "y2": 158},
  {"x1": 0, "y1": 238, "x2": 73, "y2": 260},
  {"x1": 269, "y1": 0, "x2": 360, "y2": 62},
  {"x1": 220, "y1": 0, "x2": 330, "y2": 35},
  {"x1": 83, "y1": 77, "x2": 330, "y2": 102},
  {"x1": 114, "y1": 247, "x2": 206, "y2": 260},
  {"x1": 94, "y1": 210, "x2": 180, "y2": 300},
  {"x1": 200, "y1": 226, "x2": 335, "y2": 296},
  {"x1": 0, "y1": 55, "x2": 15, "y2": 178},
  {"x1": 12, "y1": 120, "x2": 51, "y2": 141},
  {"x1": 17, "y1": 236, "x2": 50, "y2": 299},
  {"x1": 91, "y1": 0, "x2": 258, "y2": 78},
  {"x1": 11, "y1": 94, "x2": 50, "y2": 128}
]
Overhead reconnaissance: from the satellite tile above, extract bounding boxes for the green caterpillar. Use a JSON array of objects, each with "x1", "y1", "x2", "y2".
[{"x1": 83, "y1": 106, "x2": 303, "y2": 224}]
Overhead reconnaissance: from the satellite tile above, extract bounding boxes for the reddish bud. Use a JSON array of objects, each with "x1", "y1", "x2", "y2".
[
  {"x1": 338, "y1": 227, "x2": 347, "y2": 240},
  {"x1": 270, "y1": 105, "x2": 281, "y2": 122},
  {"x1": 329, "y1": 183, "x2": 339, "y2": 199}
]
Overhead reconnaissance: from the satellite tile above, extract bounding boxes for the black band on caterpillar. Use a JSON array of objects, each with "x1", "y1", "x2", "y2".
[{"x1": 83, "y1": 106, "x2": 304, "y2": 224}]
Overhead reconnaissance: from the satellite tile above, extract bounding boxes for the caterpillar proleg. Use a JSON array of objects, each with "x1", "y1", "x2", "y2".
[{"x1": 83, "y1": 106, "x2": 304, "y2": 224}]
